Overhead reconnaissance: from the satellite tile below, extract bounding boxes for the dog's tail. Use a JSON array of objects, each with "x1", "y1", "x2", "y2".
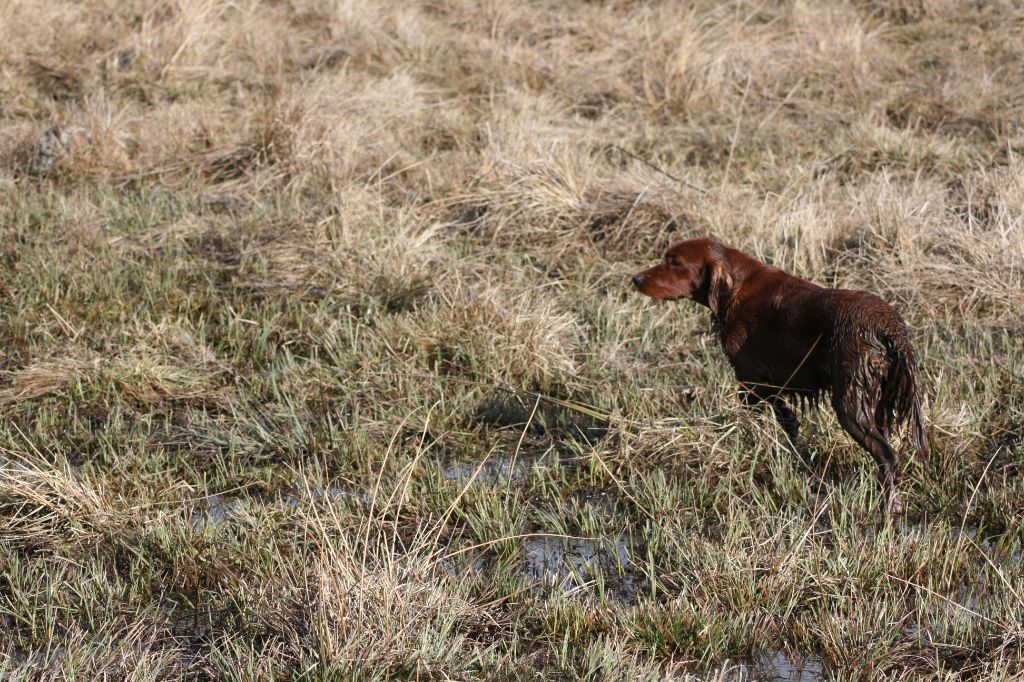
[{"x1": 881, "y1": 324, "x2": 930, "y2": 468}]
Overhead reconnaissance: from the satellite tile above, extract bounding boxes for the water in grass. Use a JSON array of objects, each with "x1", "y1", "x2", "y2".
[
  {"x1": 189, "y1": 493, "x2": 243, "y2": 527},
  {"x1": 720, "y1": 651, "x2": 825, "y2": 681},
  {"x1": 522, "y1": 532, "x2": 646, "y2": 603},
  {"x1": 190, "y1": 486, "x2": 372, "y2": 527},
  {"x1": 443, "y1": 451, "x2": 542, "y2": 484}
]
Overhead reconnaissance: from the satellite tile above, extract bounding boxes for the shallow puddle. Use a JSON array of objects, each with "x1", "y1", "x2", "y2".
[
  {"x1": 190, "y1": 493, "x2": 243, "y2": 527},
  {"x1": 282, "y1": 485, "x2": 374, "y2": 507},
  {"x1": 522, "y1": 533, "x2": 645, "y2": 602},
  {"x1": 722, "y1": 650, "x2": 825, "y2": 681},
  {"x1": 472, "y1": 392, "x2": 609, "y2": 445},
  {"x1": 190, "y1": 485, "x2": 376, "y2": 527},
  {"x1": 443, "y1": 454, "x2": 539, "y2": 484}
]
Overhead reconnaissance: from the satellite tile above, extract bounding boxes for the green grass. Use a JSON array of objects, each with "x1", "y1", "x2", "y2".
[{"x1": 1, "y1": 0, "x2": 1023, "y2": 679}]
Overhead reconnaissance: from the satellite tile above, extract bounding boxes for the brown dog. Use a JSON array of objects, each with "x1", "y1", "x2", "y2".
[{"x1": 633, "y1": 236, "x2": 928, "y2": 511}]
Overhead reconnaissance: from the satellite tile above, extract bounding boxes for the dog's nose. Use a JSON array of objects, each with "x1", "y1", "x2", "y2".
[{"x1": 632, "y1": 273, "x2": 645, "y2": 289}]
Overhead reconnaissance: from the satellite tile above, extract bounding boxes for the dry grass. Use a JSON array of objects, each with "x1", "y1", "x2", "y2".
[{"x1": 1, "y1": 0, "x2": 1023, "y2": 679}]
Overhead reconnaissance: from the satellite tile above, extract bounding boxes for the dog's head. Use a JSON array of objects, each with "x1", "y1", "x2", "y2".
[{"x1": 632, "y1": 236, "x2": 734, "y2": 317}]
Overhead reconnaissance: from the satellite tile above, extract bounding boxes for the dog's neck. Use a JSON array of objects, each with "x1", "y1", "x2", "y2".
[{"x1": 709, "y1": 246, "x2": 752, "y2": 321}]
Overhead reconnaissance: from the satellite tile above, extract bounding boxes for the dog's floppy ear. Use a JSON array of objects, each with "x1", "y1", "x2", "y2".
[{"x1": 707, "y1": 256, "x2": 734, "y2": 320}]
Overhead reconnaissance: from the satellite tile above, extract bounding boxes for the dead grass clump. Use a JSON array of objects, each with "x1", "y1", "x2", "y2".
[
  {"x1": 108, "y1": 358, "x2": 221, "y2": 408},
  {"x1": 948, "y1": 160, "x2": 1024, "y2": 231},
  {"x1": 857, "y1": 0, "x2": 933, "y2": 25},
  {"x1": 1, "y1": 121, "x2": 132, "y2": 180},
  {"x1": 189, "y1": 69, "x2": 465, "y2": 197},
  {"x1": 280, "y1": 70, "x2": 456, "y2": 194},
  {"x1": 750, "y1": 171, "x2": 1024, "y2": 327},
  {"x1": 104, "y1": 323, "x2": 232, "y2": 408},
  {"x1": 826, "y1": 118, "x2": 968, "y2": 180},
  {"x1": 0, "y1": 125, "x2": 73, "y2": 176},
  {"x1": 575, "y1": 183, "x2": 702, "y2": 258},
  {"x1": 0, "y1": 357, "x2": 90, "y2": 405},
  {"x1": 0, "y1": 324, "x2": 231, "y2": 409},
  {"x1": 57, "y1": 118, "x2": 134, "y2": 179},
  {"x1": 627, "y1": 3, "x2": 888, "y2": 124},
  {"x1": 836, "y1": 175, "x2": 1024, "y2": 325},
  {"x1": 293, "y1": 548, "x2": 487, "y2": 676},
  {"x1": 460, "y1": 141, "x2": 705, "y2": 260},
  {"x1": 399, "y1": 279, "x2": 580, "y2": 388},
  {"x1": 238, "y1": 195, "x2": 442, "y2": 310},
  {"x1": 200, "y1": 95, "x2": 301, "y2": 187},
  {"x1": 0, "y1": 452, "x2": 122, "y2": 550}
]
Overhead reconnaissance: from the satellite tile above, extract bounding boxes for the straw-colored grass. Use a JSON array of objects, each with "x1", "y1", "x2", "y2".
[{"x1": 1, "y1": 0, "x2": 1022, "y2": 679}]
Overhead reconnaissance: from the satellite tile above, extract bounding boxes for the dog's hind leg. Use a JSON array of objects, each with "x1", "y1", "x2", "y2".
[
  {"x1": 832, "y1": 390, "x2": 904, "y2": 513},
  {"x1": 770, "y1": 398, "x2": 800, "y2": 443},
  {"x1": 741, "y1": 384, "x2": 800, "y2": 443}
]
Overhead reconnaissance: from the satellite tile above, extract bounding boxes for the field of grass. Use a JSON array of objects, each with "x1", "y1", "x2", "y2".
[{"x1": 1, "y1": 0, "x2": 1023, "y2": 679}]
